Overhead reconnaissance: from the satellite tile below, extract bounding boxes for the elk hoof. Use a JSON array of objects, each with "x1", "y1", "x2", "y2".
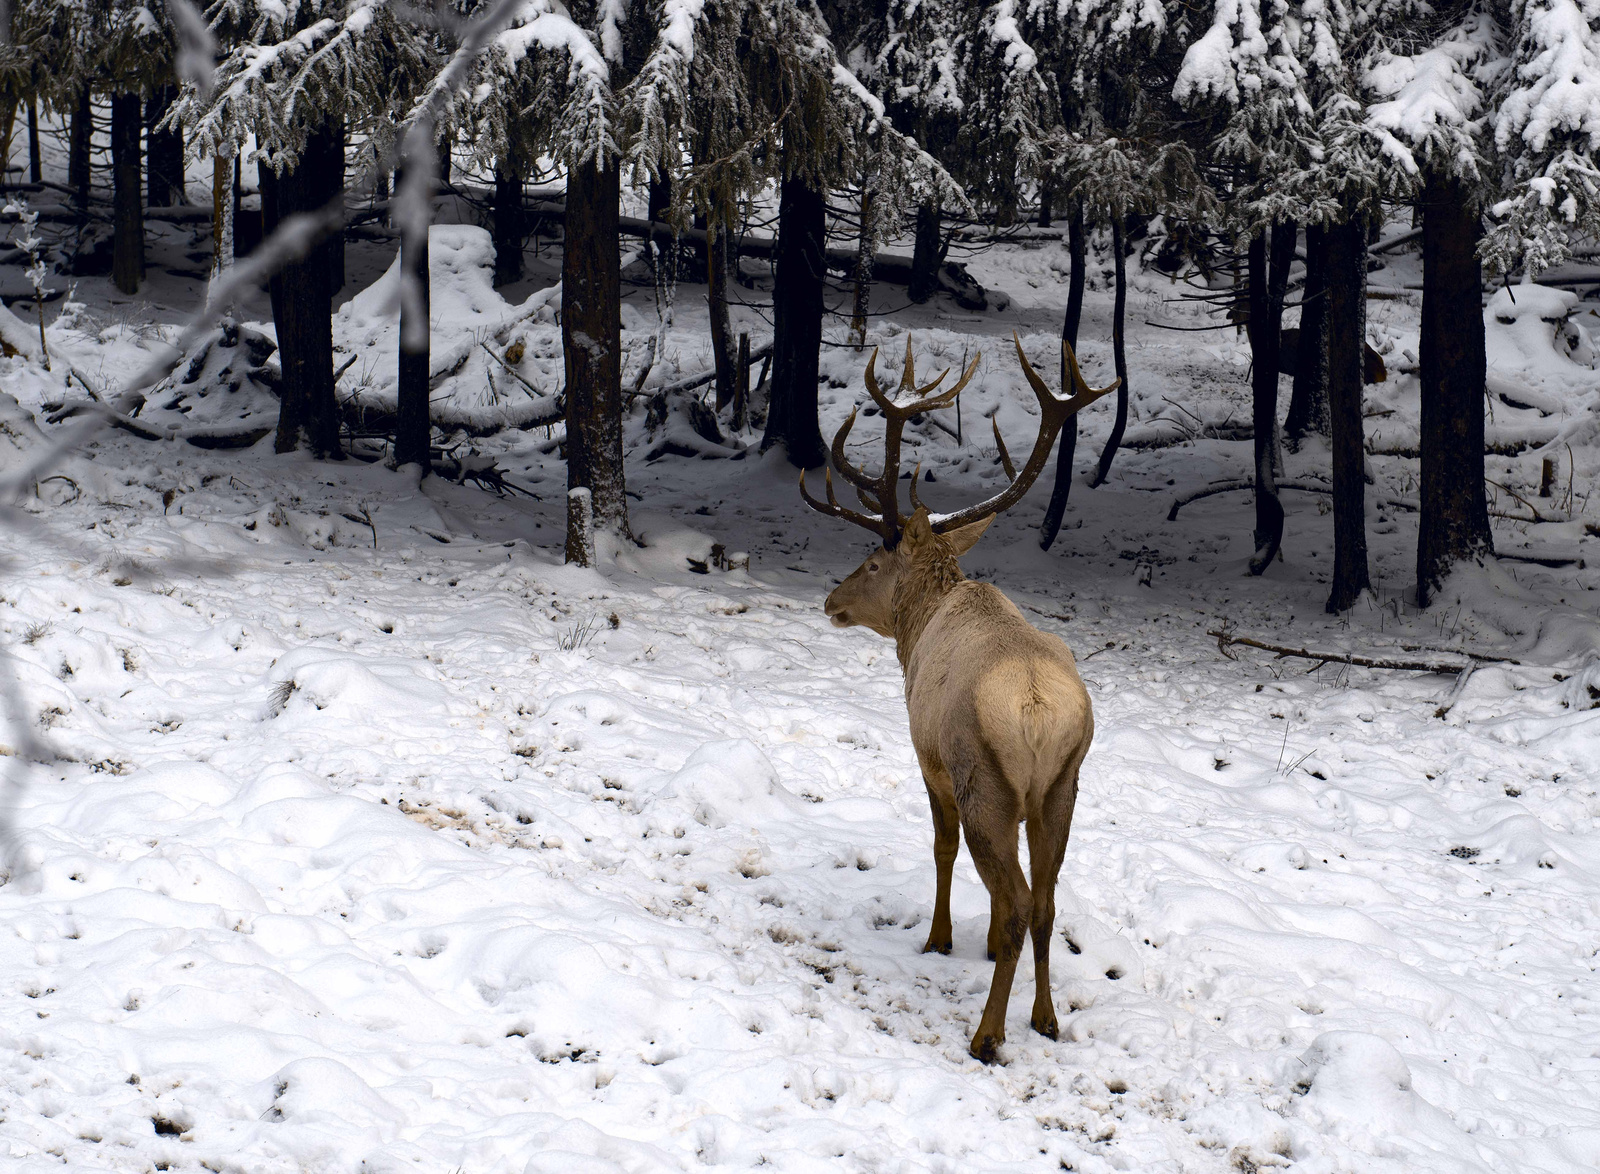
[
  {"x1": 922, "y1": 936, "x2": 952, "y2": 955},
  {"x1": 1031, "y1": 1011, "x2": 1059, "y2": 1040},
  {"x1": 969, "y1": 1032, "x2": 1003, "y2": 1065}
]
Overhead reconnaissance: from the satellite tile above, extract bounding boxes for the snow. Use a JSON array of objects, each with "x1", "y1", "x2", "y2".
[{"x1": 4, "y1": 220, "x2": 1600, "y2": 1174}]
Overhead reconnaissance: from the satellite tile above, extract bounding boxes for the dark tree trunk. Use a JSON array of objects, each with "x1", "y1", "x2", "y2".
[
  {"x1": 322, "y1": 124, "x2": 346, "y2": 296},
  {"x1": 69, "y1": 88, "x2": 91, "y2": 220},
  {"x1": 1037, "y1": 184, "x2": 1053, "y2": 229},
  {"x1": 909, "y1": 200, "x2": 941, "y2": 303},
  {"x1": 563, "y1": 154, "x2": 628, "y2": 547},
  {"x1": 761, "y1": 170, "x2": 827, "y2": 468},
  {"x1": 1091, "y1": 218, "x2": 1129, "y2": 487},
  {"x1": 1286, "y1": 224, "x2": 1331, "y2": 439},
  {"x1": 1245, "y1": 223, "x2": 1295, "y2": 574},
  {"x1": 26, "y1": 99, "x2": 40, "y2": 184},
  {"x1": 708, "y1": 190, "x2": 737, "y2": 410},
  {"x1": 145, "y1": 85, "x2": 184, "y2": 207},
  {"x1": 1417, "y1": 172, "x2": 1492, "y2": 605},
  {"x1": 260, "y1": 127, "x2": 342, "y2": 458},
  {"x1": 1040, "y1": 201, "x2": 1088, "y2": 549},
  {"x1": 1325, "y1": 213, "x2": 1371, "y2": 613},
  {"x1": 493, "y1": 157, "x2": 524, "y2": 286},
  {"x1": 110, "y1": 92, "x2": 143, "y2": 295},
  {"x1": 394, "y1": 152, "x2": 432, "y2": 471}
]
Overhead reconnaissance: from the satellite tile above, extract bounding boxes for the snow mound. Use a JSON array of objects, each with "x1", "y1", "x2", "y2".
[{"x1": 333, "y1": 226, "x2": 561, "y2": 433}]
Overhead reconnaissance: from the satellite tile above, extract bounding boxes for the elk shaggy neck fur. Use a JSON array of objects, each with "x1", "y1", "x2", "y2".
[{"x1": 890, "y1": 533, "x2": 964, "y2": 670}]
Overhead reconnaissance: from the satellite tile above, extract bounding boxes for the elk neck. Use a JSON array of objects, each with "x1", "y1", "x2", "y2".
[{"x1": 890, "y1": 532, "x2": 966, "y2": 672}]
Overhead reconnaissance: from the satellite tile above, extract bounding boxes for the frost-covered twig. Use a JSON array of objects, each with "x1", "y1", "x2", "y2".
[{"x1": 4, "y1": 198, "x2": 51, "y2": 371}]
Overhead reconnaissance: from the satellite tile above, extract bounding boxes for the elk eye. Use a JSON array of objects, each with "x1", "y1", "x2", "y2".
[{"x1": 868, "y1": 562, "x2": 880, "y2": 572}]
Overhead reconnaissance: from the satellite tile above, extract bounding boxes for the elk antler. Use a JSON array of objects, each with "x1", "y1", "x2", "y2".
[
  {"x1": 925, "y1": 333, "x2": 1118, "y2": 533},
  {"x1": 800, "y1": 335, "x2": 980, "y2": 546}
]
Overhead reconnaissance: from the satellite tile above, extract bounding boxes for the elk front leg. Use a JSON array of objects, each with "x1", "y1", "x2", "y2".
[{"x1": 921, "y1": 771, "x2": 959, "y2": 955}]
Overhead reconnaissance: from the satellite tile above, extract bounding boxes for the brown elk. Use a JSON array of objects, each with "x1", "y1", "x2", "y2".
[{"x1": 800, "y1": 334, "x2": 1117, "y2": 1063}]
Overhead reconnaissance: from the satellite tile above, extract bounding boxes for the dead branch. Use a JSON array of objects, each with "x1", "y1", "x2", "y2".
[
  {"x1": 1208, "y1": 628, "x2": 1518, "y2": 674},
  {"x1": 1168, "y1": 479, "x2": 1335, "y2": 521}
]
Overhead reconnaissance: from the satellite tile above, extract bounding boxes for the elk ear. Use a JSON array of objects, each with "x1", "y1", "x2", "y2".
[
  {"x1": 901, "y1": 507, "x2": 935, "y2": 549},
  {"x1": 943, "y1": 515, "x2": 994, "y2": 557}
]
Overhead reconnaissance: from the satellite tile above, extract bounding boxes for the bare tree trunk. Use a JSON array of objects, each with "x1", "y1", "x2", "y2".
[
  {"x1": 1041, "y1": 200, "x2": 1088, "y2": 549},
  {"x1": 1286, "y1": 224, "x2": 1331, "y2": 439},
  {"x1": 145, "y1": 85, "x2": 185, "y2": 206},
  {"x1": 110, "y1": 92, "x2": 143, "y2": 295},
  {"x1": 69, "y1": 88, "x2": 91, "y2": 221},
  {"x1": 1246, "y1": 223, "x2": 1294, "y2": 574},
  {"x1": 394, "y1": 157, "x2": 432, "y2": 471},
  {"x1": 909, "y1": 200, "x2": 941, "y2": 303},
  {"x1": 849, "y1": 185, "x2": 873, "y2": 350},
  {"x1": 1325, "y1": 213, "x2": 1371, "y2": 613},
  {"x1": 26, "y1": 98, "x2": 39, "y2": 184},
  {"x1": 209, "y1": 150, "x2": 234, "y2": 293},
  {"x1": 1091, "y1": 218, "x2": 1129, "y2": 487},
  {"x1": 761, "y1": 168, "x2": 827, "y2": 468},
  {"x1": 563, "y1": 154, "x2": 628, "y2": 549},
  {"x1": 1037, "y1": 183, "x2": 1053, "y2": 229},
  {"x1": 261, "y1": 127, "x2": 341, "y2": 458},
  {"x1": 493, "y1": 155, "x2": 524, "y2": 286},
  {"x1": 1417, "y1": 171, "x2": 1492, "y2": 605},
  {"x1": 708, "y1": 188, "x2": 737, "y2": 411}
]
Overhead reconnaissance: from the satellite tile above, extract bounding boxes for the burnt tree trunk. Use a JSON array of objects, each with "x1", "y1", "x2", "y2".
[
  {"x1": 708, "y1": 190, "x2": 737, "y2": 410},
  {"x1": 1286, "y1": 224, "x2": 1331, "y2": 439},
  {"x1": 1041, "y1": 200, "x2": 1088, "y2": 550},
  {"x1": 394, "y1": 155, "x2": 432, "y2": 472},
  {"x1": 909, "y1": 200, "x2": 941, "y2": 304},
  {"x1": 761, "y1": 169, "x2": 827, "y2": 468},
  {"x1": 110, "y1": 92, "x2": 143, "y2": 295},
  {"x1": 1091, "y1": 218, "x2": 1130, "y2": 487},
  {"x1": 1417, "y1": 171, "x2": 1492, "y2": 606},
  {"x1": 493, "y1": 156, "x2": 524, "y2": 286},
  {"x1": 563, "y1": 154, "x2": 628, "y2": 550},
  {"x1": 145, "y1": 85, "x2": 185, "y2": 206},
  {"x1": 1245, "y1": 223, "x2": 1295, "y2": 574},
  {"x1": 69, "y1": 88, "x2": 91, "y2": 220},
  {"x1": 1325, "y1": 213, "x2": 1371, "y2": 613},
  {"x1": 260, "y1": 127, "x2": 342, "y2": 458}
]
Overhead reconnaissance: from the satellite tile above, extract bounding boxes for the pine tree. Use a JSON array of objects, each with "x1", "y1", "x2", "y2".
[
  {"x1": 1483, "y1": 0, "x2": 1600, "y2": 275},
  {"x1": 1367, "y1": 5, "x2": 1500, "y2": 604},
  {"x1": 179, "y1": 0, "x2": 433, "y2": 458}
]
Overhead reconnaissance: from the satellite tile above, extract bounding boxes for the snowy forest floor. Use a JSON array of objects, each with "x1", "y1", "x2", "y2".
[{"x1": 2, "y1": 207, "x2": 1600, "y2": 1174}]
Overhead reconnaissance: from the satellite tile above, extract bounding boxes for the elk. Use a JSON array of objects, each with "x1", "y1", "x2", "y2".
[{"x1": 800, "y1": 334, "x2": 1117, "y2": 1063}]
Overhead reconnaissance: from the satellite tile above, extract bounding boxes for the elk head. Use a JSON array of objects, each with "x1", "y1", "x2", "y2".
[{"x1": 802, "y1": 333, "x2": 1119, "y2": 630}]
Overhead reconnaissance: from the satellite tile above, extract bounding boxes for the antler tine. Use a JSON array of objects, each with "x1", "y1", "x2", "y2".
[
  {"x1": 799, "y1": 467, "x2": 889, "y2": 540},
  {"x1": 1051, "y1": 334, "x2": 1120, "y2": 419},
  {"x1": 829, "y1": 406, "x2": 883, "y2": 497},
  {"x1": 991, "y1": 416, "x2": 1017, "y2": 481},
  {"x1": 907, "y1": 462, "x2": 925, "y2": 514},
  {"x1": 927, "y1": 334, "x2": 1115, "y2": 535},
  {"x1": 899, "y1": 334, "x2": 917, "y2": 396}
]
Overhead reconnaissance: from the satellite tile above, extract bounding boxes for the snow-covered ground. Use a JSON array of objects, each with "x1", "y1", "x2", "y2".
[{"x1": 3, "y1": 215, "x2": 1600, "y2": 1174}]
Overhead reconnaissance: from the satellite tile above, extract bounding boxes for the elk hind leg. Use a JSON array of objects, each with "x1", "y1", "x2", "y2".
[
  {"x1": 959, "y1": 776, "x2": 1029, "y2": 1064},
  {"x1": 921, "y1": 770, "x2": 959, "y2": 955},
  {"x1": 1025, "y1": 764, "x2": 1080, "y2": 1040}
]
